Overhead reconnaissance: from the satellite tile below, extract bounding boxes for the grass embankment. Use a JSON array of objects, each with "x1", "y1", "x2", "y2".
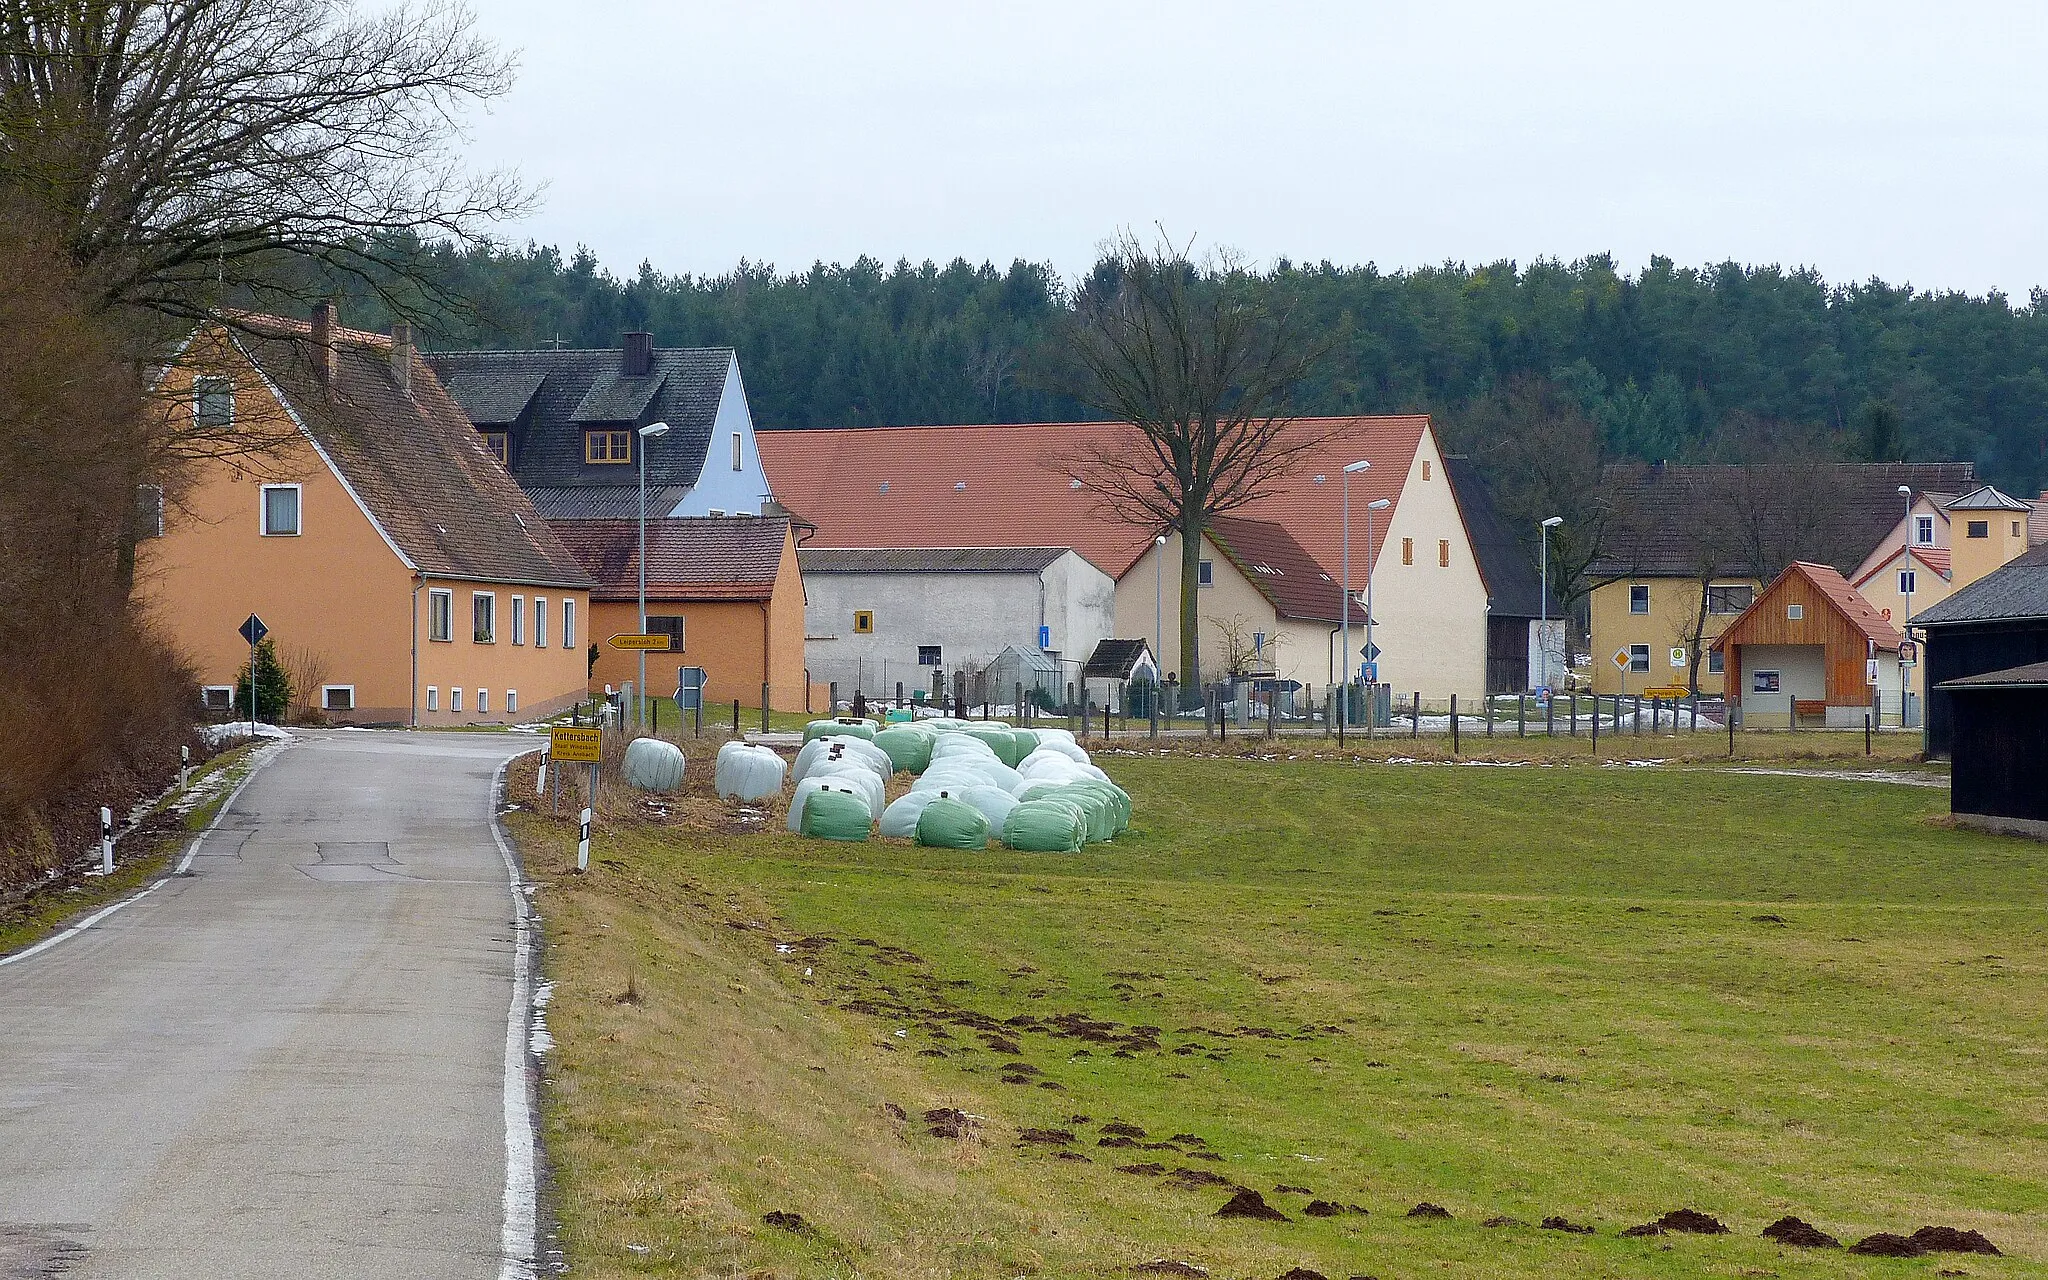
[
  {"x1": 509, "y1": 751, "x2": 2043, "y2": 1279},
  {"x1": 0, "y1": 741, "x2": 260, "y2": 958}
]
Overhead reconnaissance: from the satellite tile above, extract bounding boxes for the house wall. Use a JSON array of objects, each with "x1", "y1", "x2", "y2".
[
  {"x1": 1117, "y1": 534, "x2": 1292, "y2": 684},
  {"x1": 1366, "y1": 429, "x2": 1489, "y2": 699},
  {"x1": 1588, "y1": 577, "x2": 1758, "y2": 695},
  {"x1": 1043, "y1": 552, "x2": 1119, "y2": 669},
  {"x1": 669, "y1": 355, "x2": 774, "y2": 517},
  {"x1": 1720, "y1": 572, "x2": 1890, "y2": 717},
  {"x1": 417, "y1": 580, "x2": 591, "y2": 724},
  {"x1": 1948, "y1": 686, "x2": 2048, "y2": 827},
  {"x1": 140, "y1": 341, "x2": 588, "y2": 725},
  {"x1": 1950, "y1": 508, "x2": 2031, "y2": 592},
  {"x1": 1853, "y1": 547, "x2": 1952, "y2": 697},
  {"x1": 1922, "y1": 619, "x2": 2048, "y2": 757}
]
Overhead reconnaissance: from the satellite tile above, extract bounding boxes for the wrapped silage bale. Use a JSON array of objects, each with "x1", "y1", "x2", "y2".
[
  {"x1": 958, "y1": 784, "x2": 1018, "y2": 833},
  {"x1": 805, "y1": 759, "x2": 885, "y2": 817},
  {"x1": 714, "y1": 741, "x2": 785, "y2": 801},
  {"x1": 793, "y1": 736, "x2": 889, "y2": 784},
  {"x1": 1026, "y1": 737, "x2": 1092, "y2": 765},
  {"x1": 914, "y1": 796, "x2": 990, "y2": 849},
  {"x1": 622, "y1": 737, "x2": 686, "y2": 792},
  {"x1": 1018, "y1": 747, "x2": 1088, "y2": 780},
  {"x1": 871, "y1": 725, "x2": 934, "y2": 774},
  {"x1": 959, "y1": 724, "x2": 1022, "y2": 765},
  {"x1": 803, "y1": 717, "x2": 878, "y2": 744},
  {"x1": 929, "y1": 734, "x2": 997, "y2": 764},
  {"x1": 1002, "y1": 799, "x2": 1088, "y2": 852},
  {"x1": 1065, "y1": 779, "x2": 1131, "y2": 833},
  {"x1": 913, "y1": 768, "x2": 989, "y2": 794},
  {"x1": 1033, "y1": 726, "x2": 1077, "y2": 747},
  {"x1": 880, "y1": 790, "x2": 943, "y2": 839},
  {"x1": 1045, "y1": 784, "x2": 1116, "y2": 843},
  {"x1": 799, "y1": 785, "x2": 873, "y2": 842}
]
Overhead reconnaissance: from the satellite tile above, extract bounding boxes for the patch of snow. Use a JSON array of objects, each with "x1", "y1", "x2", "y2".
[
  {"x1": 528, "y1": 981, "x2": 555, "y2": 1057},
  {"x1": 197, "y1": 722, "x2": 289, "y2": 747}
]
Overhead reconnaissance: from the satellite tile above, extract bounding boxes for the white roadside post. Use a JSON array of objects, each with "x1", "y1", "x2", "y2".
[
  {"x1": 179, "y1": 745, "x2": 190, "y2": 789},
  {"x1": 536, "y1": 747, "x2": 549, "y2": 806},
  {"x1": 100, "y1": 806, "x2": 113, "y2": 875},
  {"x1": 577, "y1": 805, "x2": 592, "y2": 873}
]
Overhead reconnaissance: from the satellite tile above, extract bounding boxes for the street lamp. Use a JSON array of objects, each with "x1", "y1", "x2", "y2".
[
  {"x1": 1899, "y1": 484, "x2": 1913, "y2": 726},
  {"x1": 1362, "y1": 497, "x2": 1390, "y2": 738},
  {"x1": 1340, "y1": 460, "x2": 1370, "y2": 735},
  {"x1": 1154, "y1": 533, "x2": 1168, "y2": 727},
  {"x1": 637, "y1": 420, "x2": 670, "y2": 727},
  {"x1": 1539, "y1": 516, "x2": 1563, "y2": 690}
]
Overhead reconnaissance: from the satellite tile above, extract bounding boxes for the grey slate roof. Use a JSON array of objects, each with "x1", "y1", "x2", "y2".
[
  {"x1": 1937, "y1": 659, "x2": 2048, "y2": 688},
  {"x1": 1944, "y1": 484, "x2": 2033, "y2": 512},
  {"x1": 425, "y1": 343, "x2": 734, "y2": 492},
  {"x1": 797, "y1": 546, "x2": 1071, "y2": 574},
  {"x1": 1082, "y1": 639, "x2": 1155, "y2": 680},
  {"x1": 524, "y1": 485, "x2": 690, "y2": 520},
  {"x1": 1443, "y1": 456, "x2": 1562, "y2": 620},
  {"x1": 1910, "y1": 541, "x2": 2048, "y2": 626}
]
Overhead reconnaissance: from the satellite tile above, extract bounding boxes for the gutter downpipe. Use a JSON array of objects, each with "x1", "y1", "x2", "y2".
[{"x1": 410, "y1": 573, "x2": 424, "y2": 728}]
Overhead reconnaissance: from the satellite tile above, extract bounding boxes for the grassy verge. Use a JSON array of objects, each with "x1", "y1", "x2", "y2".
[
  {"x1": 0, "y1": 741, "x2": 259, "y2": 958},
  {"x1": 510, "y1": 753, "x2": 2043, "y2": 1279}
]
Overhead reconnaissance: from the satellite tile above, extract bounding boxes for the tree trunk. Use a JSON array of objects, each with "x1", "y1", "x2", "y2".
[
  {"x1": 1179, "y1": 512, "x2": 1204, "y2": 699},
  {"x1": 1685, "y1": 577, "x2": 1709, "y2": 695}
]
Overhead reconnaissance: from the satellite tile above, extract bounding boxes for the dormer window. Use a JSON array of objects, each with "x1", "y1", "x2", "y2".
[
  {"x1": 481, "y1": 431, "x2": 509, "y2": 465},
  {"x1": 585, "y1": 429, "x2": 632, "y2": 464},
  {"x1": 1915, "y1": 514, "x2": 1934, "y2": 545}
]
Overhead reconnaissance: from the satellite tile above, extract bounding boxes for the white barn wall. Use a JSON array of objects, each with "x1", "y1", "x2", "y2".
[{"x1": 1363, "y1": 429, "x2": 1490, "y2": 699}]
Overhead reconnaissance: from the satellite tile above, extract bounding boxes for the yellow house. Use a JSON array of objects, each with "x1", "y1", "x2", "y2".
[
  {"x1": 1586, "y1": 576, "x2": 1756, "y2": 696},
  {"x1": 138, "y1": 308, "x2": 594, "y2": 725}
]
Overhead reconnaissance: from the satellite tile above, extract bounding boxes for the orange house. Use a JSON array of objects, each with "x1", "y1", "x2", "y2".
[
  {"x1": 1710, "y1": 561, "x2": 1905, "y2": 729},
  {"x1": 138, "y1": 307, "x2": 595, "y2": 725},
  {"x1": 547, "y1": 516, "x2": 808, "y2": 712}
]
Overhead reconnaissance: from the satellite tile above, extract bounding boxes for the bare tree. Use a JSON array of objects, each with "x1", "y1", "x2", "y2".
[
  {"x1": 0, "y1": 0, "x2": 529, "y2": 325},
  {"x1": 1058, "y1": 229, "x2": 1331, "y2": 694}
]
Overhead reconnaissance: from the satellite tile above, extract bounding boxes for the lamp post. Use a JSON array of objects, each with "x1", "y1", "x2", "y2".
[
  {"x1": 1154, "y1": 532, "x2": 1168, "y2": 717},
  {"x1": 1340, "y1": 460, "x2": 1370, "y2": 732},
  {"x1": 637, "y1": 420, "x2": 671, "y2": 727},
  {"x1": 1539, "y1": 516, "x2": 1563, "y2": 690},
  {"x1": 1363, "y1": 497, "x2": 1390, "y2": 736},
  {"x1": 1899, "y1": 483, "x2": 1913, "y2": 726}
]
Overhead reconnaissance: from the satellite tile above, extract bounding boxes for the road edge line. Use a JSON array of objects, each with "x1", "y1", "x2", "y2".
[
  {"x1": 490, "y1": 749, "x2": 542, "y2": 1280},
  {"x1": 0, "y1": 736, "x2": 286, "y2": 971}
]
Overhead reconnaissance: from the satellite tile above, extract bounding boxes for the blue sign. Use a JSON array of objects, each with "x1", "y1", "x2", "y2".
[
  {"x1": 1359, "y1": 661, "x2": 1379, "y2": 683},
  {"x1": 1038, "y1": 625, "x2": 1050, "y2": 649}
]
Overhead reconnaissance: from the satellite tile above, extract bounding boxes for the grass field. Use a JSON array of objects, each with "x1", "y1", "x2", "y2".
[{"x1": 509, "y1": 750, "x2": 2046, "y2": 1279}]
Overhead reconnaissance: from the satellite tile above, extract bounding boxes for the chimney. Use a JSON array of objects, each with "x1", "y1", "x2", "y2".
[
  {"x1": 310, "y1": 301, "x2": 338, "y2": 387},
  {"x1": 622, "y1": 331, "x2": 654, "y2": 377},
  {"x1": 390, "y1": 321, "x2": 413, "y2": 395}
]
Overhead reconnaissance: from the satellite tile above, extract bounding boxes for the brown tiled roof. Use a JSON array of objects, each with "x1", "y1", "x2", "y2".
[
  {"x1": 757, "y1": 416, "x2": 1430, "y2": 579},
  {"x1": 1593, "y1": 462, "x2": 1979, "y2": 580},
  {"x1": 798, "y1": 546, "x2": 1072, "y2": 574},
  {"x1": 548, "y1": 516, "x2": 789, "y2": 602},
  {"x1": 1205, "y1": 515, "x2": 1344, "y2": 623},
  {"x1": 1710, "y1": 561, "x2": 1904, "y2": 653},
  {"x1": 231, "y1": 318, "x2": 593, "y2": 590}
]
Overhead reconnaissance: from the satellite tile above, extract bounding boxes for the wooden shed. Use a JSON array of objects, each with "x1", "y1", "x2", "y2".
[
  {"x1": 1937, "y1": 661, "x2": 2048, "y2": 838},
  {"x1": 1709, "y1": 561, "x2": 1903, "y2": 728}
]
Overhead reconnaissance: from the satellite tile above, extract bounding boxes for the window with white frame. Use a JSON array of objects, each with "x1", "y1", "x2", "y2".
[
  {"x1": 506, "y1": 690, "x2": 518, "y2": 714},
  {"x1": 1198, "y1": 559, "x2": 1214, "y2": 587},
  {"x1": 451, "y1": 687, "x2": 463, "y2": 712},
  {"x1": 473, "y1": 592, "x2": 495, "y2": 643},
  {"x1": 321, "y1": 685, "x2": 354, "y2": 711},
  {"x1": 1915, "y1": 514, "x2": 1935, "y2": 545},
  {"x1": 1786, "y1": 603, "x2": 1804, "y2": 620},
  {"x1": 201, "y1": 686, "x2": 234, "y2": 711},
  {"x1": 563, "y1": 599, "x2": 575, "y2": 648},
  {"x1": 1898, "y1": 569, "x2": 1917, "y2": 595},
  {"x1": 534, "y1": 597, "x2": 547, "y2": 647},
  {"x1": 732, "y1": 432, "x2": 743, "y2": 471},
  {"x1": 260, "y1": 484, "x2": 301, "y2": 536},
  {"x1": 425, "y1": 686, "x2": 439, "y2": 711},
  {"x1": 478, "y1": 689, "x2": 489, "y2": 714},
  {"x1": 428, "y1": 589, "x2": 453, "y2": 642},
  {"x1": 511, "y1": 596, "x2": 525, "y2": 645},
  {"x1": 1629, "y1": 643, "x2": 1651, "y2": 672},
  {"x1": 194, "y1": 376, "x2": 234, "y2": 430},
  {"x1": 1629, "y1": 584, "x2": 1650, "y2": 614},
  {"x1": 136, "y1": 484, "x2": 164, "y2": 539}
]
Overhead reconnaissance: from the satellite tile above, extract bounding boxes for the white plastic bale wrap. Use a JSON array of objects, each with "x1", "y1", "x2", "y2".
[
  {"x1": 788, "y1": 776, "x2": 875, "y2": 833},
  {"x1": 958, "y1": 784, "x2": 1019, "y2": 832},
  {"x1": 1026, "y1": 738, "x2": 1092, "y2": 765},
  {"x1": 714, "y1": 741, "x2": 785, "y2": 801},
  {"x1": 879, "y1": 790, "x2": 942, "y2": 839},
  {"x1": 913, "y1": 769, "x2": 993, "y2": 794},
  {"x1": 793, "y1": 735, "x2": 890, "y2": 785},
  {"x1": 803, "y1": 760, "x2": 885, "y2": 818},
  {"x1": 622, "y1": 737, "x2": 686, "y2": 792}
]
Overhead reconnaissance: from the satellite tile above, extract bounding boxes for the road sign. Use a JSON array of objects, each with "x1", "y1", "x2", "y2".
[
  {"x1": 1898, "y1": 639, "x2": 1918, "y2": 664},
  {"x1": 238, "y1": 613, "x2": 268, "y2": 646},
  {"x1": 549, "y1": 725, "x2": 602, "y2": 763},
  {"x1": 1359, "y1": 661, "x2": 1379, "y2": 683},
  {"x1": 1360, "y1": 641, "x2": 1382, "y2": 662},
  {"x1": 1669, "y1": 646, "x2": 1686, "y2": 668},
  {"x1": 607, "y1": 632, "x2": 671, "y2": 651},
  {"x1": 1038, "y1": 624, "x2": 1051, "y2": 649},
  {"x1": 1611, "y1": 648, "x2": 1631, "y2": 671},
  {"x1": 1866, "y1": 658, "x2": 1881, "y2": 686}
]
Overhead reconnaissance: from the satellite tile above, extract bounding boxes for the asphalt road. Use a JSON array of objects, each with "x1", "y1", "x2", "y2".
[{"x1": 0, "y1": 730, "x2": 540, "y2": 1280}]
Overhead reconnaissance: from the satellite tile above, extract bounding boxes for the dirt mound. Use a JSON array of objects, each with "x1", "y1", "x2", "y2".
[
  {"x1": 1481, "y1": 1216, "x2": 1527, "y2": 1228},
  {"x1": 1166, "y1": 1168, "x2": 1238, "y2": 1190},
  {"x1": 1216, "y1": 1189, "x2": 1290, "y2": 1222},
  {"x1": 1541, "y1": 1216, "x2": 1594, "y2": 1234},
  {"x1": 923, "y1": 1107, "x2": 978, "y2": 1139},
  {"x1": 1117, "y1": 1162, "x2": 1168, "y2": 1176},
  {"x1": 1848, "y1": 1232, "x2": 1926, "y2": 1257},
  {"x1": 1100, "y1": 1120, "x2": 1147, "y2": 1137},
  {"x1": 761, "y1": 1211, "x2": 809, "y2": 1233},
  {"x1": 1275, "y1": 1270, "x2": 1328, "y2": 1280},
  {"x1": 1303, "y1": 1201, "x2": 1368, "y2": 1217},
  {"x1": 1406, "y1": 1203, "x2": 1452, "y2": 1220},
  {"x1": 1016, "y1": 1127, "x2": 1074, "y2": 1145},
  {"x1": 1911, "y1": 1226, "x2": 2001, "y2": 1256},
  {"x1": 1633, "y1": 1208, "x2": 1726, "y2": 1235},
  {"x1": 1274, "y1": 1183, "x2": 1314, "y2": 1195},
  {"x1": 1099, "y1": 1135, "x2": 1141, "y2": 1148},
  {"x1": 1761, "y1": 1216, "x2": 1840, "y2": 1248},
  {"x1": 1055, "y1": 1150, "x2": 1091, "y2": 1162},
  {"x1": 1001, "y1": 1061, "x2": 1041, "y2": 1075},
  {"x1": 1131, "y1": 1263, "x2": 1208, "y2": 1277}
]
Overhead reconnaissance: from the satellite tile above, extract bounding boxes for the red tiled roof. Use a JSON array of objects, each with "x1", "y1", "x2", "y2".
[
  {"x1": 1206, "y1": 515, "x2": 1345, "y2": 623},
  {"x1": 548, "y1": 516, "x2": 789, "y2": 602},
  {"x1": 1712, "y1": 561, "x2": 1904, "y2": 652},
  {"x1": 1853, "y1": 544, "x2": 1952, "y2": 588},
  {"x1": 756, "y1": 416, "x2": 1430, "y2": 579}
]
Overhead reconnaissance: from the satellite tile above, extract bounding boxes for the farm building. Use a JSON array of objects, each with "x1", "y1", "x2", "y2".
[
  {"x1": 1708, "y1": 561, "x2": 1903, "y2": 729},
  {"x1": 1936, "y1": 662, "x2": 2048, "y2": 838},
  {"x1": 1911, "y1": 541, "x2": 2048, "y2": 758}
]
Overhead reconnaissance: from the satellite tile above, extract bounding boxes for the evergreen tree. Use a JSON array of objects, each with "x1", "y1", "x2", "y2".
[{"x1": 234, "y1": 638, "x2": 292, "y2": 723}]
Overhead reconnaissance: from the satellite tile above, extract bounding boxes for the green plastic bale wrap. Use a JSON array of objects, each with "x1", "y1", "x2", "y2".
[
  {"x1": 1002, "y1": 799, "x2": 1087, "y2": 852},
  {"x1": 804, "y1": 718, "x2": 878, "y2": 743},
  {"x1": 798, "y1": 787, "x2": 873, "y2": 842},
  {"x1": 960, "y1": 724, "x2": 1021, "y2": 766},
  {"x1": 1051, "y1": 786, "x2": 1116, "y2": 843},
  {"x1": 872, "y1": 726, "x2": 934, "y2": 774},
  {"x1": 914, "y1": 796, "x2": 990, "y2": 849},
  {"x1": 1008, "y1": 727, "x2": 1040, "y2": 757},
  {"x1": 1065, "y1": 779, "x2": 1131, "y2": 833}
]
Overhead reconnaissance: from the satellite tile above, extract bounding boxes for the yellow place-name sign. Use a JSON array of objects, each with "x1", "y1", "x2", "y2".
[
  {"x1": 549, "y1": 725, "x2": 602, "y2": 763},
  {"x1": 607, "y1": 632, "x2": 672, "y2": 651},
  {"x1": 1641, "y1": 685, "x2": 1691, "y2": 700}
]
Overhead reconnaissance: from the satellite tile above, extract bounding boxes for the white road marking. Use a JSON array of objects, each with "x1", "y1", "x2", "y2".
[{"x1": 490, "y1": 750, "x2": 541, "y2": 1280}]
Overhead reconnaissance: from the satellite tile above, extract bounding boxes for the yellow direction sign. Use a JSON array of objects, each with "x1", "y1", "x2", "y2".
[
  {"x1": 549, "y1": 725, "x2": 602, "y2": 763},
  {"x1": 607, "y1": 632, "x2": 672, "y2": 651}
]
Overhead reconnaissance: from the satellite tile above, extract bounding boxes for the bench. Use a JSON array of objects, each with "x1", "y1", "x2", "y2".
[{"x1": 1793, "y1": 699, "x2": 1828, "y2": 722}]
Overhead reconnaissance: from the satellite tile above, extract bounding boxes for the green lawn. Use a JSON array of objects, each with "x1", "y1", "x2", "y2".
[{"x1": 512, "y1": 754, "x2": 2048, "y2": 1279}]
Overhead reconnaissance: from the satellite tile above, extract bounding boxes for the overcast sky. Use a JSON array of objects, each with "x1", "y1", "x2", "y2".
[{"x1": 463, "y1": 1, "x2": 2048, "y2": 298}]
